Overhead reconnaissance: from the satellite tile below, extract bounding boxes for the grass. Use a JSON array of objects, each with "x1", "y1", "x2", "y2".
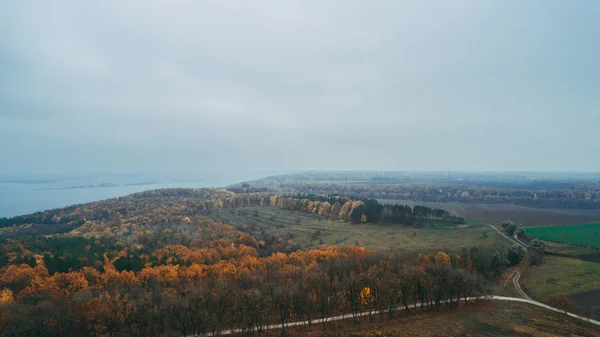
[
  {"x1": 521, "y1": 255, "x2": 600, "y2": 300},
  {"x1": 525, "y1": 223, "x2": 600, "y2": 248},
  {"x1": 208, "y1": 207, "x2": 504, "y2": 253}
]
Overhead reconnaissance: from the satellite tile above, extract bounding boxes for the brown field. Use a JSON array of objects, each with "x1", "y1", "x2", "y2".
[
  {"x1": 543, "y1": 241, "x2": 598, "y2": 257},
  {"x1": 378, "y1": 199, "x2": 600, "y2": 227},
  {"x1": 576, "y1": 252, "x2": 600, "y2": 263},
  {"x1": 255, "y1": 301, "x2": 599, "y2": 337},
  {"x1": 569, "y1": 290, "x2": 600, "y2": 322}
]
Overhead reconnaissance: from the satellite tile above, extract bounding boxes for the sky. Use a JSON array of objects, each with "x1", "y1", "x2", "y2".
[{"x1": 1, "y1": 1, "x2": 599, "y2": 175}]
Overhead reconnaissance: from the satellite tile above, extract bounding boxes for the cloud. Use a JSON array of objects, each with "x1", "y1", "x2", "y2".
[{"x1": 1, "y1": 1, "x2": 599, "y2": 174}]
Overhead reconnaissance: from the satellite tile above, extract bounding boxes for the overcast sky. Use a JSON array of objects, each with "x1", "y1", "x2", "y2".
[{"x1": 1, "y1": 1, "x2": 599, "y2": 175}]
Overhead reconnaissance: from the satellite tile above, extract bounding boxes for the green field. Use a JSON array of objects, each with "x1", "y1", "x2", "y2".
[
  {"x1": 525, "y1": 223, "x2": 600, "y2": 248},
  {"x1": 209, "y1": 207, "x2": 504, "y2": 253}
]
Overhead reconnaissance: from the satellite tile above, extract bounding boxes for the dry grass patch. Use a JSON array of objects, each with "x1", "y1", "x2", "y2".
[{"x1": 209, "y1": 207, "x2": 503, "y2": 253}]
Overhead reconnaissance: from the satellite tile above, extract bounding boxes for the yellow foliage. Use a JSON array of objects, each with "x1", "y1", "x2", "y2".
[
  {"x1": 419, "y1": 253, "x2": 432, "y2": 264},
  {"x1": 270, "y1": 195, "x2": 278, "y2": 207},
  {"x1": 181, "y1": 264, "x2": 206, "y2": 281},
  {"x1": 351, "y1": 200, "x2": 365, "y2": 209},
  {"x1": 0, "y1": 288, "x2": 14, "y2": 304},
  {"x1": 53, "y1": 272, "x2": 89, "y2": 293},
  {"x1": 360, "y1": 287, "x2": 373, "y2": 306},
  {"x1": 434, "y1": 251, "x2": 451, "y2": 266},
  {"x1": 216, "y1": 261, "x2": 237, "y2": 278},
  {"x1": 317, "y1": 201, "x2": 331, "y2": 216},
  {"x1": 339, "y1": 201, "x2": 354, "y2": 219}
]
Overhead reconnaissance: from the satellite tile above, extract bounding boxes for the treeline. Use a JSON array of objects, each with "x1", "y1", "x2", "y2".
[
  {"x1": 215, "y1": 193, "x2": 463, "y2": 225},
  {"x1": 1, "y1": 244, "x2": 505, "y2": 337},
  {"x1": 0, "y1": 189, "x2": 460, "y2": 238},
  {"x1": 382, "y1": 204, "x2": 464, "y2": 224},
  {"x1": 238, "y1": 181, "x2": 600, "y2": 209},
  {"x1": 0, "y1": 205, "x2": 85, "y2": 229},
  {"x1": 0, "y1": 188, "x2": 239, "y2": 236}
]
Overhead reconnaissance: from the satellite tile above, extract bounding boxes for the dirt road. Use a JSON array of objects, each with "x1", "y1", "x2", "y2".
[{"x1": 188, "y1": 295, "x2": 599, "y2": 336}]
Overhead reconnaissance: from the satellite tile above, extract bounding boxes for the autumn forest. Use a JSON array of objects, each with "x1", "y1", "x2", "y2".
[{"x1": 0, "y1": 189, "x2": 521, "y2": 336}]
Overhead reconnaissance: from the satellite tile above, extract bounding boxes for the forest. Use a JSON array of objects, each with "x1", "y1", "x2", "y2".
[
  {"x1": 0, "y1": 189, "x2": 519, "y2": 336},
  {"x1": 0, "y1": 190, "x2": 463, "y2": 232},
  {"x1": 236, "y1": 179, "x2": 600, "y2": 209}
]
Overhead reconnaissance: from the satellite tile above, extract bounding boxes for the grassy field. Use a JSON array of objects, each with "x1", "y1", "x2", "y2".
[
  {"x1": 521, "y1": 256, "x2": 600, "y2": 298},
  {"x1": 525, "y1": 223, "x2": 600, "y2": 248},
  {"x1": 263, "y1": 301, "x2": 600, "y2": 336},
  {"x1": 209, "y1": 207, "x2": 504, "y2": 253},
  {"x1": 521, "y1": 255, "x2": 600, "y2": 318},
  {"x1": 543, "y1": 241, "x2": 598, "y2": 256},
  {"x1": 379, "y1": 199, "x2": 600, "y2": 227}
]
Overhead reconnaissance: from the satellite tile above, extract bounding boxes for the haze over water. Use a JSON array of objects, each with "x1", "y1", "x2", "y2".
[{"x1": 0, "y1": 173, "x2": 255, "y2": 218}]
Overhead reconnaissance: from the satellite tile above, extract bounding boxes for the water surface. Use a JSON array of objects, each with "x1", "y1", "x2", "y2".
[{"x1": 0, "y1": 173, "x2": 249, "y2": 218}]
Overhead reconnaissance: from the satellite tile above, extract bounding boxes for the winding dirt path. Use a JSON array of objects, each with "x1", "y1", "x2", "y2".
[
  {"x1": 503, "y1": 270, "x2": 516, "y2": 287},
  {"x1": 189, "y1": 295, "x2": 599, "y2": 336},
  {"x1": 512, "y1": 270, "x2": 533, "y2": 301}
]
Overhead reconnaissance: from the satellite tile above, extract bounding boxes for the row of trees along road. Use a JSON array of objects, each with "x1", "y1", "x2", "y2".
[{"x1": 0, "y1": 244, "x2": 522, "y2": 337}]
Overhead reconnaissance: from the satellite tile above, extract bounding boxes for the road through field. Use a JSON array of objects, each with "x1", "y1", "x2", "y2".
[
  {"x1": 512, "y1": 271, "x2": 533, "y2": 301},
  {"x1": 186, "y1": 226, "x2": 596, "y2": 337},
  {"x1": 503, "y1": 270, "x2": 516, "y2": 287},
  {"x1": 488, "y1": 224, "x2": 533, "y2": 301},
  {"x1": 188, "y1": 295, "x2": 600, "y2": 336},
  {"x1": 487, "y1": 224, "x2": 527, "y2": 251}
]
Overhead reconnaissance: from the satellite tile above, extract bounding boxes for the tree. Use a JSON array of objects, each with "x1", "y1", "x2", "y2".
[
  {"x1": 507, "y1": 247, "x2": 525, "y2": 266},
  {"x1": 491, "y1": 251, "x2": 509, "y2": 276},
  {"x1": 504, "y1": 223, "x2": 517, "y2": 237},
  {"x1": 350, "y1": 205, "x2": 366, "y2": 224},
  {"x1": 529, "y1": 238, "x2": 546, "y2": 266},
  {"x1": 547, "y1": 294, "x2": 575, "y2": 313},
  {"x1": 0, "y1": 289, "x2": 13, "y2": 304},
  {"x1": 330, "y1": 202, "x2": 342, "y2": 219},
  {"x1": 113, "y1": 252, "x2": 144, "y2": 272},
  {"x1": 434, "y1": 252, "x2": 451, "y2": 267},
  {"x1": 363, "y1": 199, "x2": 383, "y2": 223},
  {"x1": 501, "y1": 220, "x2": 514, "y2": 229}
]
